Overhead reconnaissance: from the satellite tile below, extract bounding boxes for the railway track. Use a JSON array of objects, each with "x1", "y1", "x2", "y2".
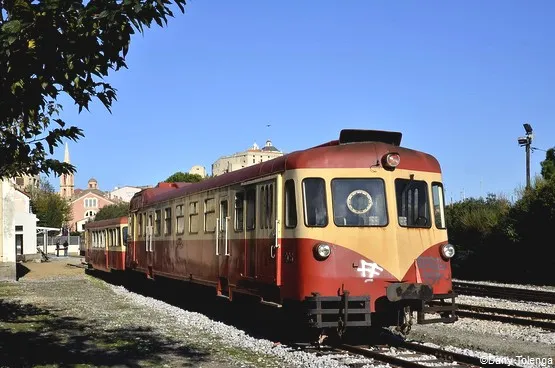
[
  {"x1": 454, "y1": 303, "x2": 555, "y2": 331},
  {"x1": 297, "y1": 340, "x2": 515, "y2": 368},
  {"x1": 453, "y1": 281, "x2": 555, "y2": 304}
]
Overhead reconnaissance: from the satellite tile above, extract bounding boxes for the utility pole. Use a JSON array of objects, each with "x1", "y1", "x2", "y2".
[{"x1": 518, "y1": 123, "x2": 533, "y2": 190}]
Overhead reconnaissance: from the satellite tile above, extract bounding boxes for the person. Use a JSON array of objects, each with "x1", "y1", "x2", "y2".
[
  {"x1": 63, "y1": 240, "x2": 69, "y2": 256},
  {"x1": 56, "y1": 240, "x2": 61, "y2": 257}
]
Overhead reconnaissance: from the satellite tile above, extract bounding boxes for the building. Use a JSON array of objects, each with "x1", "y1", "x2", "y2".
[
  {"x1": 0, "y1": 179, "x2": 40, "y2": 280},
  {"x1": 189, "y1": 165, "x2": 207, "y2": 178},
  {"x1": 211, "y1": 139, "x2": 283, "y2": 176},
  {"x1": 108, "y1": 185, "x2": 150, "y2": 203},
  {"x1": 70, "y1": 178, "x2": 115, "y2": 232},
  {"x1": 10, "y1": 174, "x2": 40, "y2": 192}
]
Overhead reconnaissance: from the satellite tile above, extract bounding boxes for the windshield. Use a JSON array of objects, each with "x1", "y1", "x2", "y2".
[
  {"x1": 331, "y1": 179, "x2": 387, "y2": 226},
  {"x1": 395, "y1": 178, "x2": 431, "y2": 228}
]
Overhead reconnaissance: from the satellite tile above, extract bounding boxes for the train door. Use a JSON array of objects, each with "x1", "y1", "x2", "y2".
[
  {"x1": 216, "y1": 196, "x2": 230, "y2": 295},
  {"x1": 255, "y1": 178, "x2": 282, "y2": 284}
]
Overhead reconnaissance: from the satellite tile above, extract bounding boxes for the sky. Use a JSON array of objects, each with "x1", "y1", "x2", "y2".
[{"x1": 51, "y1": 0, "x2": 555, "y2": 203}]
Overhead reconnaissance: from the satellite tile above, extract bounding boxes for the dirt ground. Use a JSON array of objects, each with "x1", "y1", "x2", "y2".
[{"x1": 17, "y1": 256, "x2": 86, "y2": 280}]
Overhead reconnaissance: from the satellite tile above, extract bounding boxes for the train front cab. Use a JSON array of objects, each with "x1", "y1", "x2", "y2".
[{"x1": 279, "y1": 164, "x2": 457, "y2": 335}]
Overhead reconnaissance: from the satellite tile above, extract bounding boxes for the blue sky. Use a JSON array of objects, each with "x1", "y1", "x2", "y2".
[{"x1": 52, "y1": 0, "x2": 554, "y2": 203}]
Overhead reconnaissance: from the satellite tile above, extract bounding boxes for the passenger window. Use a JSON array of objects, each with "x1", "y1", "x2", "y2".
[
  {"x1": 189, "y1": 201, "x2": 199, "y2": 233},
  {"x1": 234, "y1": 193, "x2": 244, "y2": 231},
  {"x1": 154, "y1": 210, "x2": 161, "y2": 236},
  {"x1": 246, "y1": 189, "x2": 256, "y2": 230},
  {"x1": 284, "y1": 180, "x2": 297, "y2": 228},
  {"x1": 138, "y1": 213, "x2": 142, "y2": 236},
  {"x1": 303, "y1": 178, "x2": 328, "y2": 227},
  {"x1": 175, "y1": 204, "x2": 185, "y2": 234},
  {"x1": 164, "y1": 207, "x2": 172, "y2": 235},
  {"x1": 204, "y1": 198, "x2": 216, "y2": 232},
  {"x1": 432, "y1": 183, "x2": 446, "y2": 229},
  {"x1": 395, "y1": 178, "x2": 431, "y2": 228}
]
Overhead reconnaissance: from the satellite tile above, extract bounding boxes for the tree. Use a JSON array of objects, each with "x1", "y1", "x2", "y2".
[
  {"x1": 27, "y1": 178, "x2": 72, "y2": 229},
  {"x1": 94, "y1": 202, "x2": 129, "y2": 221},
  {"x1": 165, "y1": 172, "x2": 203, "y2": 183},
  {"x1": 1, "y1": 0, "x2": 187, "y2": 179},
  {"x1": 540, "y1": 147, "x2": 555, "y2": 181}
]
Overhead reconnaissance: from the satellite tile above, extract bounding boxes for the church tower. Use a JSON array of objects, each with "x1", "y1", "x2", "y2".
[{"x1": 59, "y1": 142, "x2": 75, "y2": 199}]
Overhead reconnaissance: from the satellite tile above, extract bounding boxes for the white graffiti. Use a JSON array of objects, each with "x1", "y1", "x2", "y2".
[{"x1": 356, "y1": 260, "x2": 383, "y2": 283}]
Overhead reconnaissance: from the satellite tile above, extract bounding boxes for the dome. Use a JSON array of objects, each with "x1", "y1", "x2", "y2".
[
  {"x1": 261, "y1": 139, "x2": 280, "y2": 152},
  {"x1": 88, "y1": 178, "x2": 97, "y2": 183}
]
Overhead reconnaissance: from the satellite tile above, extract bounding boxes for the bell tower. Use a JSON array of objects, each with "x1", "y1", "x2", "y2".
[{"x1": 59, "y1": 142, "x2": 75, "y2": 199}]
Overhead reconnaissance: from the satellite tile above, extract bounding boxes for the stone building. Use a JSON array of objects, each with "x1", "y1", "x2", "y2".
[{"x1": 211, "y1": 139, "x2": 283, "y2": 176}]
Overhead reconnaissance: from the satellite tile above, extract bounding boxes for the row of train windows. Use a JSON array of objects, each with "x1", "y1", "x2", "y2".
[
  {"x1": 89, "y1": 227, "x2": 127, "y2": 248},
  {"x1": 135, "y1": 183, "x2": 276, "y2": 237},
  {"x1": 132, "y1": 177, "x2": 447, "y2": 237}
]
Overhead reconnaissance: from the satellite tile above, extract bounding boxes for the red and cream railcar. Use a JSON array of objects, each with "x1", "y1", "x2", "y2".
[
  {"x1": 126, "y1": 129, "x2": 457, "y2": 336},
  {"x1": 84, "y1": 216, "x2": 129, "y2": 272}
]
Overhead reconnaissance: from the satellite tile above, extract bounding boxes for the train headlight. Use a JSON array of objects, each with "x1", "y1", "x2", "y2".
[
  {"x1": 313, "y1": 243, "x2": 332, "y2": 261},
  {"x1": 441, "y1": 243, "x2": 455, "y2": 260},
  {"x1": 382, "y1": 152, "x2": 401, "y2": 170}
]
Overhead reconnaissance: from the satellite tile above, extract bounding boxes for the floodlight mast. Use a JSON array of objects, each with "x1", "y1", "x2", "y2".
[{"x1": 518, "y1": 123, "x2": 533, "y2": 190}]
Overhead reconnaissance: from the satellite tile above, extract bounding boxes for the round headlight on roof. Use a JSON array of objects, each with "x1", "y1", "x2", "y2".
[
  {"x1": 382, "y1": 152, "x2": 401, "y2": 170},
  {"x1": 313, "y1": 243, "x2": 331, "y2": 261},
  {"x1": 441, "y1": 243, "x2": 455, "y2": 260}
]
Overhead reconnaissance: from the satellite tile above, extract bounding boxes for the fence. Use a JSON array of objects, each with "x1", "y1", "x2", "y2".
[{"x1": 36, "y1": 235, "x2": 82, "y2": 256}]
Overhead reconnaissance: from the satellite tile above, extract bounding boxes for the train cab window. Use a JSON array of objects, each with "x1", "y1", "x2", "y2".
[
  {"x1": 246, "y1": 188, "x2": 256, "y2": 230},
  {"x1": 189, "y1": 202, "x2": 199, "y2": 233},
  {"x1": 204, "y1": 198, "x2": 216, "y2": 233},
  {"x1": 164, "y1": 207, "x2": 172, "y2": 235},
  {"x1": 395, "y1": 178, "x2": 431, "y2": 228},
  {"x1": 154, "y1": 210, "x2": 161, "y2": 236},
  {"x1": 284, "y1": 180, "x2": 297, "y2": 228},
  {"x1": 331, "y1": 179, "x2": 387, "y2": 227},
  {"x1": 234, "y1": 193, "x2": 244, "y2": 231},
  {"x1": 432, "y1": 183, "x2": 446, "y2": 229},
  {"x1": 302, "y1": 178, "x2": 328, "y2": 227},
  {"x1": 176, "y1": 205, "x2": 185, "y2": 234}
]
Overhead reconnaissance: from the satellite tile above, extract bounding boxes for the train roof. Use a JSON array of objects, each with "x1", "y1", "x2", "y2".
[
  {"x1": 84, "y1": 216, "x2": 128, "y2": 230},
  {"x1": 130, "y1": 129, "x2": 441, "y2": 210}
]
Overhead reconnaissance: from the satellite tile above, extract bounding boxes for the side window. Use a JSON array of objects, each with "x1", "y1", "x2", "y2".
[
  {"x1": 260, "y1": 186, "x2": 266, "y2": 229},
  {"x1": 164, "y1": 207, "x2": 172, "y2": 235},
  {"x1": 284, "y1": 179, "x2": 297, "y2": 228},
  {"x1": 176, "y1": 205, "x2": 185, "y2": 234},
  {"x1": 154, "y1": 210, "x2": 161, "y2": 236},
  {"x1": 189, "y1": 201, "x2": 199, "y2": 233},
  {"x1": 234, "y1": 192, "x2": 244, "y2": 231},
  {"x1": 220, "y1": 200, "x2": 228, "y2": 231},
  {"x1": 432, "y1": 183, "x2": 446, "y2": 229},
  {"x1": 138, "y1": 214, "x2": 143, "y2": 236},
  {"x1": 267, "y1": 184, "x2": 273, "y2": 229},
  {"x1": 204, "y1": 198, "x2": 216, "y2": 232},
  {"x1": 246, "y1": 188, "x2": 256, "y2": 230},
  {"x1": 302, "y1": 178, "x2": 328, "y2": 227},
  {"x1": 395, "y1": 178, "x2": 431, "y2": 228}
]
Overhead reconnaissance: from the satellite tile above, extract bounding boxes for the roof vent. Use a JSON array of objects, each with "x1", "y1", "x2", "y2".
[{"x1": 339, "y1": 129, "x2": 402, "y2": 146}]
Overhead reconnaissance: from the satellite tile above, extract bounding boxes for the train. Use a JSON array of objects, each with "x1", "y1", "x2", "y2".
[{"x1": 84, "y1": 129, "x2": 458, "y2": 339}]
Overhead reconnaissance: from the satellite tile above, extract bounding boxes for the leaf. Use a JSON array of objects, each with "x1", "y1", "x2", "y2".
[{"x1": 2, "y1": 20, "x2": 22, "y2": 34}]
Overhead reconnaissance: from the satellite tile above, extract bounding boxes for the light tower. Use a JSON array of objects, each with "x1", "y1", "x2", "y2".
[{"x1": 517, "y1": 123, "x2": 533, "y2": 190}]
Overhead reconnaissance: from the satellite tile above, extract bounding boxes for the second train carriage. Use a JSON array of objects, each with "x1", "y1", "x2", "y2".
[
  {"x1": 125, "y1": 129, "x2": 458, "y2": 336},
  {"x1": 84, "y1": 216, "x2": 129, "y2": 272}
]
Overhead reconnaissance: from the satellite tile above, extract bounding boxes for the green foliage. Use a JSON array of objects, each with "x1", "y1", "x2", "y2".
[
  {"x1": 164, "y1": 172, "x2": 203, "y2": 183},
  {"x1": 94, "y1": 202, "x2": 129, "y2": 221},
  {"x1": 540, "y1": 147, "x2": 555, "y2": 181},
  {"x1": 0, "y1": 0, "x2": 187, "y2": 179},
  {"x1": 27, "y1": 177, "x2": 72, "y2": 228}
]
